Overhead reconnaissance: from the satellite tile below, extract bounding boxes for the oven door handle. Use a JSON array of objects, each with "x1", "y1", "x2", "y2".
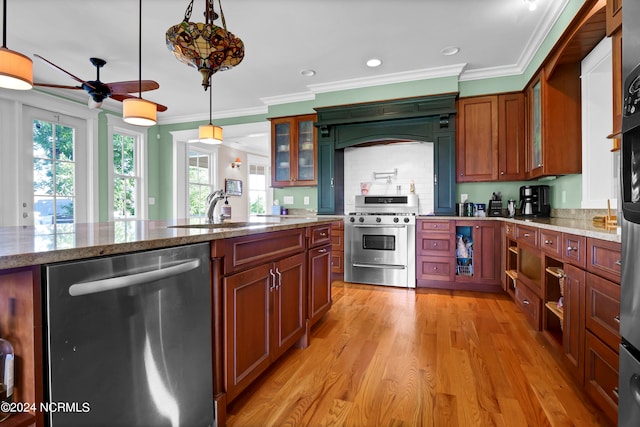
[
  {"x1": 352, "y1": 263, "x2": 406, "y2": 269},
  {"x1": 351, "y1": 225, "x2": 407, "y2": 229}
]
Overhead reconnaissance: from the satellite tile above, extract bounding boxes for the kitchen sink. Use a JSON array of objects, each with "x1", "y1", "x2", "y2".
[{"x1": 168, "y1": 221, "x2": 278, "y2": 229}]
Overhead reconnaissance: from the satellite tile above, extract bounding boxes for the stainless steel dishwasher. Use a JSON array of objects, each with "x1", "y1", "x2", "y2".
[{"x1": 43, "y1": 243, "x2": 214, "y2": 427}]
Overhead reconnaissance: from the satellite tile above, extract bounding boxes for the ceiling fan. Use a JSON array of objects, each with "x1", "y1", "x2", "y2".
[{"x1": 33, "y1": 55, "x2": 167, "y2": 111}]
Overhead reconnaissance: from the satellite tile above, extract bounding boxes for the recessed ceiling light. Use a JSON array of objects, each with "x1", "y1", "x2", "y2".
[
  {"x1": 300, "y1": 69, "x2": 316, "y2": 77},
  {"x1": 441, "y1": 46, "x2": 460, "y2": 56},
  {"x1": 366, "y1": 58, "x2": 382, "y2": 68}
]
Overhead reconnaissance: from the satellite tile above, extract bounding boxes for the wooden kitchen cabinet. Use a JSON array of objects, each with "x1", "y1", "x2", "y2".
[
  {"x1": 330, "y1": 221, "x2": 344, "y2": 275},
  {"x1": 270, "y1": 114, "x2": 318, "y2": 187},
  {"x1": 416, "y1": 219, "x2": 455, "y2": 287},
  {"x1": 525, "y1": 66, "x2": 582, "y2": 179},
  {"x1": 561, "y1": 263, "x2": 586, "y2": 383},
  {"x1": 563, "y1": 233, "x2": 587, "y2": 269},
  {"x1": 585, "y1": 330, "x2": 619, "y2": 425},
  {"x1": 455, "y1": 220, "x2": 501, "y2": 288},
  {"x1": 456, "y1": 93, "x2": 525, "y2": 182},
  {"x1": 606, "y1": 0, "x2": 622, "y2": 35},
  {"x1": 224, "y1": 252, "x2": 306, "y2": 402},
  {"x1": 307, "y1": 224, "x2": 333, "y2": 327}
]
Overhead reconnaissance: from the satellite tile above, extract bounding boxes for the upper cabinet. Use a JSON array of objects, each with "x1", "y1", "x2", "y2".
[
  {"x1": 270, "y1": 114, "x2": 318, "y2": 188},
  {"x1": 525, "y1": 65, "x2": 582, "y2": 179},
  {"x1": 607, "y1": 0, "x2": 622, "y2": 149},
  {"x1": 456, "y1": 93, "x2": 525, "y2": 182}
]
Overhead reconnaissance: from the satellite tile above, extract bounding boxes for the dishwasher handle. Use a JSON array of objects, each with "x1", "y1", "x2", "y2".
[{"x1": 68, "y1": 258, "x2": 202, "y2": 296}]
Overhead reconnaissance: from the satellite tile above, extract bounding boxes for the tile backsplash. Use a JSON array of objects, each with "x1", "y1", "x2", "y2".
[{"x1": 343, "y1": 141, "x2": 434, "y2": 214}]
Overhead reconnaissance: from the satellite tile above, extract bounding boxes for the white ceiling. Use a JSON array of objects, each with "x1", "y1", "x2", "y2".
[{"x1": 8, "y1": 0, "x2": 569, "y2": 154}]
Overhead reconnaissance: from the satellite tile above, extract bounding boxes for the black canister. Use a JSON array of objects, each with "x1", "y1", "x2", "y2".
[{"x1": 464, "y1": 202, "x2": 474, "y2": 217}]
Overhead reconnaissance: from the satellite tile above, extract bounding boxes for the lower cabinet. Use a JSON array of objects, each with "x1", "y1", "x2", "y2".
[
  {"x1": 584, "y1": 330, "x2": 619, "y2": 424},
  {"x1": 562, "y1": 263, "x2": 586, "y2": 383},
  {"x1": 416, "y1": 219, "x2": 500, "y2": 291},
  {"x1": 224, "y1": 252, "x2": 307, "y2": 402},
  {"x1": 308, "y1": 243, "x2": 332, "y2": 327}
]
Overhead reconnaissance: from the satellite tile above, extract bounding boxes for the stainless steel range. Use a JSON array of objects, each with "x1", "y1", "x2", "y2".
[{"x1": 344, "y1": 194, "x2": 418, "y2": 288}]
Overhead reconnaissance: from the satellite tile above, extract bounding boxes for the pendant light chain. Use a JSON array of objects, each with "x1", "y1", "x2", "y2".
[
  {"x1": 137, "y1": 0, "x2": 142, "y2": 98},
  {"x1": 2, "y1": 0, "x2": 7, "y2": 48},
  {"x1": 209, "y1": 79, "x2": 213, "y2": 125}
]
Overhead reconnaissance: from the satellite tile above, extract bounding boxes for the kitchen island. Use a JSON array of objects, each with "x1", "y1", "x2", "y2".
[{"x1": 0, "y1": 216, "x2": 337, "y2": 427}]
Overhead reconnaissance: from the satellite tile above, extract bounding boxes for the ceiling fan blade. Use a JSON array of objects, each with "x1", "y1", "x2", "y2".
[
  {"x1": 34, "y1": 83, "x2": 83, "y2": 90},
  {"x1": 34, "y1": 54, "x2": 96, "y2": 90},
  {"x1": 111, "y1": 94, "x2": 168, "y2": 112},
  {"x1": 107, "y1": 80, "x2": 159, "y2": 95}
]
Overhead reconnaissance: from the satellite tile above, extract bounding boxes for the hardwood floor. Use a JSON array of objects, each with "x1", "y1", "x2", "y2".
[{"x1": 226, "y1": 282, "x2": 612, "y2": 426}]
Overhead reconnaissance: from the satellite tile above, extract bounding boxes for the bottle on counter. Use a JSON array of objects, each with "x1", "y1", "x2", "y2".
[
  {"x1": 409, "y1": 180, "x2": 415, "y2": 194},
  {"x1": 221, "y1": 197, "x2": 231, "y2": 219},
  {"x1": 0, "y1": 337, "x2": 14, "y2": 422}
]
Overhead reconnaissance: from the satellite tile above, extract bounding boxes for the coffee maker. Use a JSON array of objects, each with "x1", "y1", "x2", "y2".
[{"x1": 519, "y1": 185, "x2": 551, "y2": 217}]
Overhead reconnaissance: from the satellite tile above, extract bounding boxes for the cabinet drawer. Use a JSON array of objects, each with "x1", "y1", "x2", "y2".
[
  {"x1": 331, "y1": 229, "x2": 344, "y2": 249},
  {"x1": 516, "y1": 224, "x2": 539, "y2": 248},
  {"x1": 416, "y1": 256, "x2": 455, "y2": 282},
  {"x1": 515, "y1": 280, "x2": 541, "y2": 330},
  {"x1": 308, "y1": 224, "x2": 332, "y2": 248},
  {"x1": 587, "y1": 238, "x2": 622, "y2": 283},
  {"x1": 504, "y1": 222, "x2": 516, "y2": 238},
  {"x1": 224, "y1": 228, "x2": 306, "y2": 274},
  {"x1": 586, "y1": 272, "x2": 620, "y2": 351},
  {"x1": 331, "y1": 251, "x2": 344, "y2": 274},
  {"x1": 417, "y1": 233, "x2": 454, "y2": 256},
  {"x1": 563, "y1": 233, "x2": 586, "y2": 269},
  {"x1": 540, "y1": 229, "x2": 562, "y2": 257},
  {"x1": 584, "y1": 331, "x2": 619, "y2": 426},
  {"x1": 418, "y1": 220, "x2": 453, "y2": 232}
]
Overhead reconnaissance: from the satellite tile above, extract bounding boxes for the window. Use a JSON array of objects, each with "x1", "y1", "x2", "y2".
[
  {"x1": 107, "y1": 115, "x2": 147, "y2": 220},
  {"x1": 188, "y1": 149, "x2": 214, "y2": 217},
  {"x1": 249, "y1": 164, "x2": 267, "y2": 214},
  {"x1": 112, "y1": 133, "x2": 140, "y2": 219}
]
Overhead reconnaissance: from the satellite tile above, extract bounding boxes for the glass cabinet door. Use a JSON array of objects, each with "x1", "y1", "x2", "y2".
[
  {"x1": 274, "y1": 121, "x2": 291, "y2": 182},
  {"x1": 531, "y1": 80, "x2": 542, "y2": 170},
  {"x1": 296, "y1": 119, "x2": 315, "y2": 181}
]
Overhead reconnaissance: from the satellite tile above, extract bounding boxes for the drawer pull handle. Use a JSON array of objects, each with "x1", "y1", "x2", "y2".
[
  {"x1": 615, "y1": 259, "x2": 622, "y2": 266},
  {"x1": 523, "y1": 299, "x2": 530, "y2": 305},
  {"x1": 269, "y1": 269, "x2": 277, "y2": 292},
  {"x1": 613, "y1": 387, "x2": 619, "y2": 399},
  {"x1": 567, "y1": 246, "x2": 577, "y2": 252},
  {"x1": 544, "y1": 240, "x2": 553, "y2": 245},
  {"x1": 523, "y1": 233, "x2": 530, "y2": 237},
  {"x1": 614, "y1": 316, "x2": 620, "y2": 324},
  {"x1": 318, "y1": 248, "x2": 328, "y2": 253},
  {"x1": 319, "y1": 232, "x2": 327, "y2": 237}
]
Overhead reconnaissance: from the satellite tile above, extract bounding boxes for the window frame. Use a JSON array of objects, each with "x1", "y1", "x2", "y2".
[
  {"x1": 247, "y1": 153, "x2": 271, "y2": 215},
  {"x1": 107, "y1": 114, "x2": 148, "y2": 220}
]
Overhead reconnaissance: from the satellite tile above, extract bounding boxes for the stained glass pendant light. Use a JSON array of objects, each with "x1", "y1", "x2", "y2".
[
  {"x1": 199, "y1": 78, "x2": 222, "y2": 144},
  {"x1": 123, "y1": 0, "x2": 156, "y2": 126},
  {"x1": 166, "y1": 0, "x2": 244, "y2": 90},
  {"x1": 0, "y1": 0, "x2": 32, "y2": 90}
]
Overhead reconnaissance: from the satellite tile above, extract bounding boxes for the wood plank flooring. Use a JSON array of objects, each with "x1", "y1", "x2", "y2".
[{"x1": 226, "y1": 282, "x2": 612, "y2": 427}]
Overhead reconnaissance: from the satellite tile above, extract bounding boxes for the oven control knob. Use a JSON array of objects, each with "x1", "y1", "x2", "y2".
[
  {"x1": 358, "y1": 217, "x2": 364, "y2": 223},
  {"x1": 376, "y1": 217, "x2": 381, "y2": 223},
  {"x1": 404, "y1": 217, "x2": 410, "y2": 223},
  {"x1": 349, "y1": 217, "x2": 355, "y2": 223},
  {"x1": 393, "y1": 217, "x2": 399, "y2": 223}
]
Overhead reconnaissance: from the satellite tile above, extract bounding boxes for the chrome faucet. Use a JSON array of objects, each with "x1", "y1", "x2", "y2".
[{"x1": 205, "y1": 189, "x2": 226, "y2": 223}]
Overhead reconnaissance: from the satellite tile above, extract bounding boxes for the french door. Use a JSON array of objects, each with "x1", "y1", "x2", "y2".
[{"x1": 21, "y1": 107, "x2": 87, "y2": 226}]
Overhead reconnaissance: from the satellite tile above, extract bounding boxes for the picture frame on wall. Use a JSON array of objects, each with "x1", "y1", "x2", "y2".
[{"x1": 225, "y1": 178, "x2": 243, "y2": 196}]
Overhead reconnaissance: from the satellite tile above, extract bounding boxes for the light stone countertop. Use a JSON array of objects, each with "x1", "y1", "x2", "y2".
[
  {"x1": 0, "y1": 216, "x2": 340, "y2": 270},
  {"x1": 416, "y1": 215, "x2": 622, "y2": 243}
]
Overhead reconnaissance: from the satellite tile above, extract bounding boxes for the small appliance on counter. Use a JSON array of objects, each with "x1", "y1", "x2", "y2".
[
  {"x1": 518, "y1": 185, "x2": 550, "y2": 217},
  {"x1": 488, "y1": 192, "x2": 503, "y2": 217}
]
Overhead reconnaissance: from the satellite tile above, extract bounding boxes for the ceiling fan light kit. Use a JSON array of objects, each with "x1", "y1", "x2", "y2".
[
  {"x1": 166, "y1": 0, "x2": 244, "y2": 90},
  {"x1": 0, "y1": 0, "x2": 33, "y2": 90}
]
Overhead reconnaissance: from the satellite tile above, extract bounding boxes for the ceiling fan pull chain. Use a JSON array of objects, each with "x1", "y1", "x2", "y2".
[{"x1": 183, "y1": 0, "x2": 194, "y2": 21}]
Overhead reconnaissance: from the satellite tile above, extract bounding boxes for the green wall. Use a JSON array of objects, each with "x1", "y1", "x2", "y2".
[{"x1": 95, "y1": 0, "x2": 589, "y2": 219}]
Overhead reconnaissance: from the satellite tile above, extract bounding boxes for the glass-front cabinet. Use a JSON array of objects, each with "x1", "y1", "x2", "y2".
[
  {"x1": 530, "y1": 79, "x2": 542, "y2": 173},
  {"x1": 270, "y1": 114, "x2": 317, "y2": 187}
]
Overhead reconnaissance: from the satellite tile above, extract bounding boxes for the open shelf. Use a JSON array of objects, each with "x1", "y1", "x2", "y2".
[
  {"x1": 545, "y1": 301, "x2": 564, "y2": 321},
  {"x1": 506, "y1": 269, "x2": 518, "y2": 281},
  {"x1": 545, "y1": 266, "x2": 565, "y2": 279}
]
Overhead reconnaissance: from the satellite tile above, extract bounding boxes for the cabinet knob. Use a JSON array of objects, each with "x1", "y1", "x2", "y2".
[
  {"x1": 567, "y1": 246, "x2": 577, "y2": 252},
  {"x1": 615, "y1": 259, "x2": 622, "y2": 266},
  {"x1": 475, "y1": 225, "x2": 479, "y2": 229},
  {"x1": 433, "y1": 242, "x2": 438, "y2": 247},
  {"x1": 500, "y1": 171, "x2": 504, "y2": 175},
  {"x1": 523, "y1": 299, "x2": 530, "y2": 305},
  {"x1": 319, "y1": 232, "x2": 327, "y2": 237},
  {"x1": 460, "y1": 172, "x2": 464, "y2": 176},
  {"x1": 614, "y1": 315, "x2": 620, "y2": 324},
  {"x1": 544, "y1": 240, "x2": 552, "y2": 244}
]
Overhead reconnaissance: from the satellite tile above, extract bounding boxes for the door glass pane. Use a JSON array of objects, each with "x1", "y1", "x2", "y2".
[
  {"x1": 275, "y1": 122, "x2": 290, "y2": 181},
  {"x1": 113, "y1": 133, "x2": 138, "y2": 219},
  {"x1": 297, "y1": 120, "x2": 314, "y2": 181},
  {"x1": 114, "y1": 177, "x2": 136, "y2": 219},
  {"x1": 532, "y1": 81, "x2": 542, "y2": 169},
  {"x1": 32, "y1": 119, "x2": 76, "y2": 225},
  {"x1": 188, "y1": 150, "x2": 213, "y2": 217}
]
